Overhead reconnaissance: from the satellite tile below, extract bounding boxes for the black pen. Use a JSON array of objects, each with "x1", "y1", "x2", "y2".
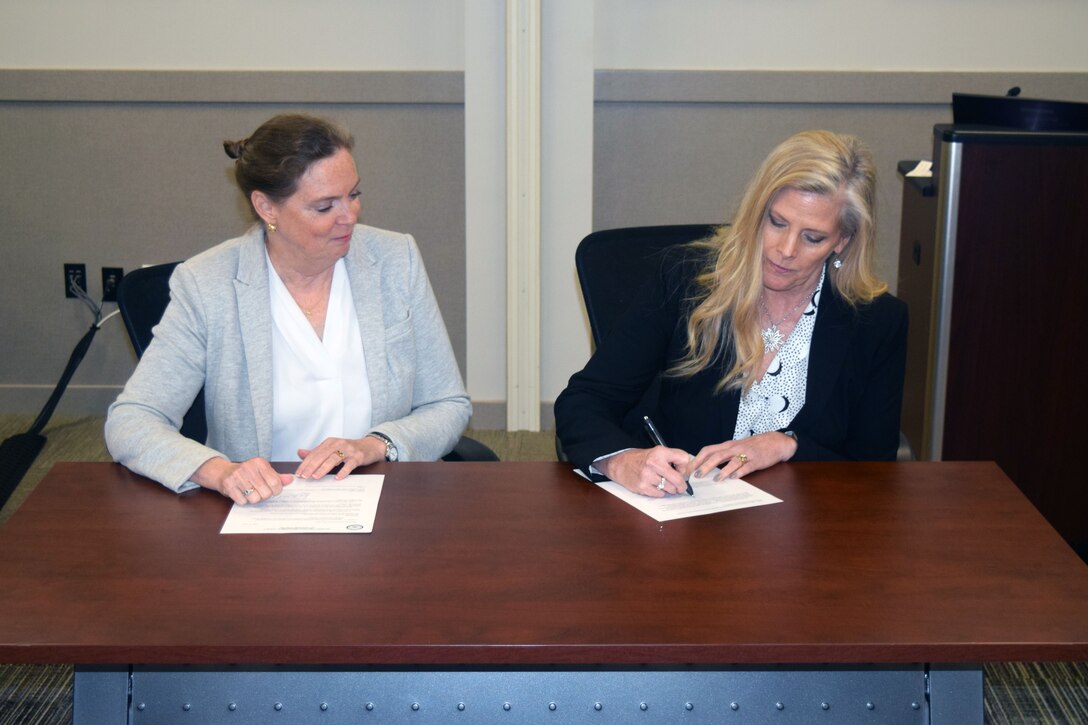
[{"x1": 642, "y1": 415, "x2": 694, "y2": 496}]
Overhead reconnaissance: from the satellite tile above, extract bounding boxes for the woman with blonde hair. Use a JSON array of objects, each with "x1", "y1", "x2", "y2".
[{"x1": 555, "y1": 130, "x2": 907, "y2": 497}]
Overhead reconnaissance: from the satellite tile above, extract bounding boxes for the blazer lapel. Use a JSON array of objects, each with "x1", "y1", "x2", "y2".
[
  {"x1": 234, "y1": 230, "x2": 274, "y2": 458},
  {"x1": 346, "y1": 232, "x2": 390, "y2": 424},
  {"x1": 803, "y1": 285, "x2": 852, "y2": 420}
]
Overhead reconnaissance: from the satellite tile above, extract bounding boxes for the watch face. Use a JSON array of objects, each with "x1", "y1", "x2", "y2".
[{"x1": 386, "y1": 443, "x2": 399, "y2": 462}]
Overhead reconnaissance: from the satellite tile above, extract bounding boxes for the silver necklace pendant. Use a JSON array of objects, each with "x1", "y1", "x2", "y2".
[
  {"x1": 760, "y1": 294, "x2": 807, "y2": 355},
  {"x1": 762, "y1": 324, "x2": 784, "y2": 353}
]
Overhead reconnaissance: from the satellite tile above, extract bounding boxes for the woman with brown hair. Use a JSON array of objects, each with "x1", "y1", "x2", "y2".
[{"x1": 107, "y1": 114, "x2": 470, "y2": 502}]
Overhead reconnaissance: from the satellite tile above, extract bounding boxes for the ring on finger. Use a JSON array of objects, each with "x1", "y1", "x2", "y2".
[
  {"x1": 657, "y1": 476, "x2": 666, "y2": 491},
  {"x1": 737, "y1": 453, "x2": 749, "y2": 464},
  {"x1": 242, "y1": 488, "x2": 253, "y2": 496},
  {"x1": 336, "y1": 450, "x2": 345, "y2": 459}
]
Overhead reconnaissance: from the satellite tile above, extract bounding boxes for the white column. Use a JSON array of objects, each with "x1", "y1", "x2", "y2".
[
  {"x1": 468, "y1": 0, "x2": 594, "y2": 430},
  {"x1": 540, "y1": 0, "x2": 594, "y2": 418},
  {"x1": 505, "y1": 0, "x2": 542, "y2": 430}
]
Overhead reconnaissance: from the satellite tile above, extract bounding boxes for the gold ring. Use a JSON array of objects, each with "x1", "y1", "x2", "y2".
[
  {"x1": 336, "y1": 450, "x2": 345, "y2": 459},
  {"x1": 738, "y1": 453, "x2": 749, "y2": 464}
]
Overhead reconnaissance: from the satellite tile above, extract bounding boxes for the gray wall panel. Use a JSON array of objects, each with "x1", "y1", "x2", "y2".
[
  {"x1": 0, "y1": 71, "x2": 464, "y2": 415},
  {"x1": 593, "y1": 71, "x2": 1088, "y2": 296},
  {"x1": 594, "y1": 101, "x2": 949, "y2": 289}
]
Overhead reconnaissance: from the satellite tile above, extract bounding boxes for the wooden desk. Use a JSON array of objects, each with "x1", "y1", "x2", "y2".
[{"x1": 1, "y1": 461, "x2": 1086, "y2": 724}]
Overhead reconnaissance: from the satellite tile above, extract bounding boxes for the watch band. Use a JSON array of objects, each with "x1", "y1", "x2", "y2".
[{"x1": 367, "y1": 432, "x2": 399, "y2": 462}]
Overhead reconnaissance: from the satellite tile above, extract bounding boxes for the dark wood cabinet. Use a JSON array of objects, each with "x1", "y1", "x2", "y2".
[{"x1": 897, "y1": 125, "x2": 1088, "y2": 559}]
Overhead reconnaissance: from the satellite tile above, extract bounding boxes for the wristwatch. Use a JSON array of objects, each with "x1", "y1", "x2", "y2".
[{"x1": 368, "y1": 432, "x2": 399, "y2": 462}]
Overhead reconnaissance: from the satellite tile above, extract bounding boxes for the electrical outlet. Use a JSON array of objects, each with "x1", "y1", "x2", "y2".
[
  {"x1": 102, "y1": 267, "x2": 124, "y2": 302},
  {"x1": 64, "y1": 263, "x2": 87, "y2": 298}
]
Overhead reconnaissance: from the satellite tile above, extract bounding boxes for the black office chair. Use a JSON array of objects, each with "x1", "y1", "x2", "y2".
[
  {"x1": 117, "y1": 263, "x2": 208, "y2": 443},
  {"x1": 562, "y1": 224, "x2": 914, "y2": 462},
  {"x1": 117, "y1": 262, "x2": 498, "y2": 462},
  {"x1": 557, "y1": 224, "x2": 720, "y2": 461},
  {"x1": 575, "y1": 224, "x2": 720, "y2": 348}
]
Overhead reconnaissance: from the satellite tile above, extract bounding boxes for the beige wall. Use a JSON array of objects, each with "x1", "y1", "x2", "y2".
[
  {"x1": 594, "y1": 0, "x2": 1088, "y2": 71},
  {"x1": 2, "y1": 0, "x2": 1086, "y2": 426},
  {"x1": 0, "y1": 72, "x2": 465, "y2": 416},
  {"x1": 0, "y1": 0, "x2": 464, "y2": 70}
]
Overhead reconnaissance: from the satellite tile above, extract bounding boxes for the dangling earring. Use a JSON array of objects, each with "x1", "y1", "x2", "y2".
[
  {"x1": 266, "y1": 222, "x2": 277, "y2": 233},
  {"x1": 832, "y1": 257, "x2": 843, "y2": 269}
]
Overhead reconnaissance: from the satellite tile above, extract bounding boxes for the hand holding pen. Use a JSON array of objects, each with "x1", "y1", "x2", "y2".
[{"x1": 642, "y1": 416, "x2": 694, "y2": 496}]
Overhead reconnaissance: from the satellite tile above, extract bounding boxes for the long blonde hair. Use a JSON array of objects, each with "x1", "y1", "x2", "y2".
[{"x1": 670, "y1": 130, "x2": 887, "y2": 393}]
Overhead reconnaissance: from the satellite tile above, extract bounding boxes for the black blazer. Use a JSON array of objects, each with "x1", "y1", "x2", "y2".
[{"x1": 555, "y1": 249, "x2": 908, "y2": 475}]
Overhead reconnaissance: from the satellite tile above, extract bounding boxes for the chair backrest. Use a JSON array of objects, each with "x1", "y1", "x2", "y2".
[
  {"x1": 117, "y1": 262, "x2": 179, "y2": 356},
  {"x1": 575, "y1": 224, "x2": 719, "y2": 347},
  {"x1": 116, "y1": 263, "x2": 208, "y2": 443},
  {"x1": 558, "y1": 224, "x2": 719, "y2": 461}
]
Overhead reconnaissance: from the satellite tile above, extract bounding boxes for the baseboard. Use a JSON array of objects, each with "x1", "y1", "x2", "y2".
[{"x1": 0, "y1": 385, "x2": 120, "y2": 418}]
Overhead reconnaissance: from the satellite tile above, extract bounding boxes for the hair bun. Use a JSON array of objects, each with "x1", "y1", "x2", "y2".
[{"x1": 223, "y1": 138, "x2": 248, "y2": 160}]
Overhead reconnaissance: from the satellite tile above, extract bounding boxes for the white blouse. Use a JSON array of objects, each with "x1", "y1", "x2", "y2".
[
  {"x1": 733, "y1": 267, "x2": 826, "y2": 440},
  {"x1": 267, "y1": 254, "x2": 372, "y2": 462}
]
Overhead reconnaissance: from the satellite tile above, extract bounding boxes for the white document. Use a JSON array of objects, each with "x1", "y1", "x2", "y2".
[
  {"x1": 594, "y1": 471, "x2": 781, "y2": 522},
  {"x1": 220, "y1": 475, "x2": 384, "y2": 534}
]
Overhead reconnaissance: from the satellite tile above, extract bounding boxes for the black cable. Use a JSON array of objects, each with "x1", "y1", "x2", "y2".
[
  {"x1": 1, "y1": 286, "x2": 113, "y2": 509},
  {"x1": 24, "y1": 278, "x2": 108, "y2": 435},
  {"x1": 26, "y1": 322, "x2": 100, "y2": 437}
]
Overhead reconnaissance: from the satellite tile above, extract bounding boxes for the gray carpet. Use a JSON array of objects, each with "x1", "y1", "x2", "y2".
[
  {"x1": 1, "y1": 415, "x2": 1085, "y2": 724},
  {"x1": 0, "y1": 665, "x2": 71, "y2": 725}
]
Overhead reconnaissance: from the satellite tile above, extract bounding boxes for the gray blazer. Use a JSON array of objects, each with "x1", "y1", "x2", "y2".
[{"x1": 105, "y1": 224, "x2": 471, "y2": 492}]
